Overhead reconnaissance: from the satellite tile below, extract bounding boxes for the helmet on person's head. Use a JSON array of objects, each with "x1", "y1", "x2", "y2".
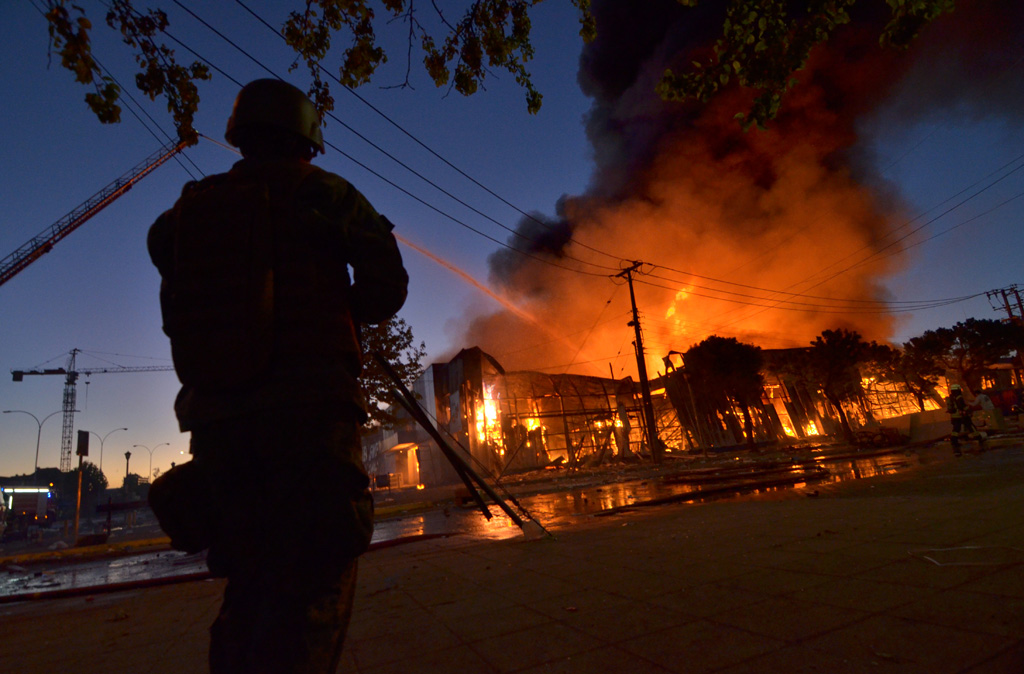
[
  {"x1": 951, "y1": 384, "x2": 962, "y2": 392},
  {"x1": 225, "y1": 79, "x2": 324, "y2": 154}
]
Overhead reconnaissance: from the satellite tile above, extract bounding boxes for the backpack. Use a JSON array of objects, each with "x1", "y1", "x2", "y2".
[{"x1": 162, "y1": 175, "x2": 277, "y2": 390}]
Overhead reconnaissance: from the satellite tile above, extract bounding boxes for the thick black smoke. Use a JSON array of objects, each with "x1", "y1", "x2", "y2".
[{"x1": 468, "y1": 0, "x2": 1024, "y2": 375}]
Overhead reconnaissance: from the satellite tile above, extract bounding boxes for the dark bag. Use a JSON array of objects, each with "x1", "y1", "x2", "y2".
[{"x1": 148, "y1": 459, "x2": 217, "y2": 554}]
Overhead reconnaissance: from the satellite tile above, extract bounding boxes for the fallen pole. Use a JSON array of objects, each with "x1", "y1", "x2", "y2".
[
  {"x1": 387, "y1": 384, "x2": 493, "y2": 520},
  {"x1": 372, "y1": 352, "x2": 527, "y2": 528}
]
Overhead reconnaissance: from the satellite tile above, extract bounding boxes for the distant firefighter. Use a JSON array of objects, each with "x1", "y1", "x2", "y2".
[{"x1": 946, "y1": 384, "x2": 986, "y2": 456}]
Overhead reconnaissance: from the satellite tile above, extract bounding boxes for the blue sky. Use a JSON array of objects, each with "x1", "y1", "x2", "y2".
[{"x1": 1, "y1": 1, "x2": 1022, "y2": 484}]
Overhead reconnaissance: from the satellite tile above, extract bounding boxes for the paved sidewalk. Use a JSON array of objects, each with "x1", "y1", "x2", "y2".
[{"x1": 3, "y1": 443, "x2": 1024, "y2": 673}]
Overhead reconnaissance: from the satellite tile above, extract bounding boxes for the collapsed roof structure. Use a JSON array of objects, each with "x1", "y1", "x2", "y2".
[{"x1": 362, "y1": 344, "x2": 1009, "y2": 490}]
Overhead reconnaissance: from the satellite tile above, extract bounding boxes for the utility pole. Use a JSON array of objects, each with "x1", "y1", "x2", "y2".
[
  {"x1": 1013, "y1": 285, "x2": 1024, "y2": 319},
  {"x1": 616, "y1": 262, "x2": 662, "y2": 463},
  {"x1": 988, "y1": 285, "x2": 1024, "y2": 387},
  {"x1": 987, "y1": 285, "x2": 1024, "y2": 322}
]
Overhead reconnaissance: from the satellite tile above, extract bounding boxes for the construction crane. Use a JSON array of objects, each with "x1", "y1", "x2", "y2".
[
  {"x1": 0, "y1": 140, "x2": 186, "y2": 288},
  {"x1": 12, "y1": 349, "x2": 174, "y2": 472}
]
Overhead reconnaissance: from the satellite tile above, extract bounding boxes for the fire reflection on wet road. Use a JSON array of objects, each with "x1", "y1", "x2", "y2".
[
  {"x1": 375, "y1": 450, "x2": 927, "y2": 542},
  {"x1": 0, "y1": 450, "x2": 930, "y2": 599}
]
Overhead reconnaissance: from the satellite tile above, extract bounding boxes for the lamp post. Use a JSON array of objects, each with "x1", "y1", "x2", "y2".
[
  {"x1": 3, "y1": 409, "x2": 62, "y2": 476},
  {"x1": 133, "y1": 443, "x2": 169, "y2": 482},
  {"x1": 89, "y1": 427, "x2": 127, "y2": 483}
]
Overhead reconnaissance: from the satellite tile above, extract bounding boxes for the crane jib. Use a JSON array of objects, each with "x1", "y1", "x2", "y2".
[{"x1": 0, "y1": 140, "x2": 186, "y2": 288}]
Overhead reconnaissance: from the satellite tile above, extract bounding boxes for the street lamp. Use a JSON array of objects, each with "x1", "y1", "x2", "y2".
[
  {"x1": 134, "y1": 443, "x2": 169, "y2": 482},
  {"x1": 88, "y1": 427, "x2": 128, "y2": 482},
  {"x1": 3, "y1": 409, "x2": 62, "y2": 476}
]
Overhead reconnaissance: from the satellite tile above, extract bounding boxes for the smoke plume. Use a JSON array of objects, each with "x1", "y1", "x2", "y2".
[{"x1": 459, "y1": 0, "x2": 1024, "y2": 377}]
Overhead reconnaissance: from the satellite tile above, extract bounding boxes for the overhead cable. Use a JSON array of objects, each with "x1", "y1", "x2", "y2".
[
  {"x1": 169, "y1": 0, "x2": 619, "y2": 275},
  {"x1": 230, "y1": 0, "x2": 625, "y2": 265}
]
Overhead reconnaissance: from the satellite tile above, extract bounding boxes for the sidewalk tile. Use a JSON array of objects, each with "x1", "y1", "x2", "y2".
[
  {"x1": 514, "y1": 645, "x2": 676, "y2": 674},
  {"x1": 711, "y1": 595, "x2": 868, "y2": 641},
  {"x1": 798, "y1": 614, "x2": 1015, "y2": 673},
  {"x1": 618, "y1": 620, "x2": 782, "y2": 673},
  {"x1": 789, "y1": 576, "x2": 934, "y2": 613},
  {"x1": 892, "y1": 588, "x2": 1024, "y2": 637},
  {"x1": 470, "y1": 621, "x2": 606, "y2": 673}
]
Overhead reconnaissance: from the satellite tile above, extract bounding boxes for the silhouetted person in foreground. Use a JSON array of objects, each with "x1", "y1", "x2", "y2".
[{"x1": 148, "y1": 79, "x2": 408, "y2": 673}]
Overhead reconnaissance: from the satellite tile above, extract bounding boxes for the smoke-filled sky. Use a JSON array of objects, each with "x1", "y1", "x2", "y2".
[
  {"x1": 1, "y1": 0, "x2": 1023, "y2": 483},
  {"x1": 468, "y1": 0, "x2": 1024, "y2": 375}
]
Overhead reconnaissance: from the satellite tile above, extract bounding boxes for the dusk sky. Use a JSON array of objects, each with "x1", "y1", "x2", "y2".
[{"x1": 2, "y1": 0, "x2": 1022, "y2": 486}]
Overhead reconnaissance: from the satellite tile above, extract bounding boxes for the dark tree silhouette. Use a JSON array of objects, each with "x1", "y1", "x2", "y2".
[
  {"x1": 808, "y1": 328, "x2": 871, "y2": 443},
  {"x1": 684, "y1": 335, "x2": 765, "y2": 450},
  {"x1": 359, "y1": 317, "x2": 427, "y2": 429},
  {"x1": 906, "y1": 318, "x2": 1024, "y2": 393}
]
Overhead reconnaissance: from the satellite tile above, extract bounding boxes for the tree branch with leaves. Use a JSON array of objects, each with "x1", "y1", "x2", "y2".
[
  {"x1": 359, "y1": 316, "x2": 427, "y2": 429},
  {"x1": 42, "y1": 0, "x2": 953, "y2": 140},
  {"x1": 658, "y1": 0, "x2": 954, "y2": 129}
]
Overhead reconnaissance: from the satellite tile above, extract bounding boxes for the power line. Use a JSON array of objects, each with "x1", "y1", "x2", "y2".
[
  {"x1": 635, "y1": 151, "x2": 1024, "y2": 311},
  {"x1": 109, "y1": 1, "x2": 1019, "y2": 323},
  {"x1": 137, "y1": 1, "x2": 611, "y2": 280},
  {"x1": 808, "y1": 158, "x2": 1024, "y2": 284},
  {"x1": 28, "y1": 0, "x2": 201, "y2": 180},
  {"x1": 689, "y1": 154, "x2": 1024, "y2": 328},
  {"x1": 527, "y1": 352, "x2": 636, "y2": 373},
  {"x1": 169, "y1": 0, "x2": 619, "y2": 275},
  {"x1": 230, "y1": 0, "x2": 625, "y2": 266},
  {"x1": 92, "y1": 57, "x2": 205, "y2": 181},
  {"x1": 629, "y1": 270, "x2": 984, "y2": 315},
  {"x1": 558, "y1": 285, "x2": 621, "y2": 375}
]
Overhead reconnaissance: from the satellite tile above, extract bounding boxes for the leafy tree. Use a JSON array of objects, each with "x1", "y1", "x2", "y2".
[
  {"x1": 359, "y1": 316, "x2": 427, "y2": 429},
  {"x1": 33, "y1": 467, "x2": 63, "y2": 489},
  {"x1": 658, "y1": 0, "x2": 954, "y2": 128},
  {"x1": 684, "y1": 335, "x2": 764, "y2": 449},
  {"x1": 17, "y1": 464, "x2": 108, "y2": 518},
  {"x1": 42, "y1": 0, "x2": 955, "y2": 140},
  {"x1": 807, "y1": 328, "x2": 871, "y2": 442},
  {"x1": 43, "y1": 0, "x2": 595, "y2": 142},
  {"x1": 69, "y1": 461, "x2": 109, "y2": 515},
  {"x1": 905, "y1": 318, "x2": 1024, "y2": 393},
  {"x1": 72, "y1": 461, "x2": 109, "y2": 495},
  {"x1": 27, "y1": 463, "x2": 106, "y2": 498},
  {"x1": 865, "y1": 340, "x2": 943, "y2": 412}
]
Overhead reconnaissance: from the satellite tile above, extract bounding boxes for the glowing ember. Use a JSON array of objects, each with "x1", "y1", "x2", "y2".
[{"x1": 475, "y1": 385, "x2": 504, "y2": 450}]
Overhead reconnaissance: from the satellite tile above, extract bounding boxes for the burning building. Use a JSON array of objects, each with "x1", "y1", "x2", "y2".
[
  {"x1": 375, "y1": 2, "x2": 1024, "y2": 488},
  {"x1": 365, "y1": 342, "x2": 958, "y2": 490},
  {"x1": 365, "y1": 348, "x2": 651, "y2": 489}
]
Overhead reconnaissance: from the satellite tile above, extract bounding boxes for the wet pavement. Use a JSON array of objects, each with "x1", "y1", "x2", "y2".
[
  {"x1": 0, "y1": 444, "x2": 960, "y2": 600},
  {"x1": 3, "y1": 439, "x2": 1024, "y2": 673},
  {"x1": 0, "y1": 548, "x2": 208, "y2": 598},
  {"x1": 373, "y1": 448, "x2": 940, "y2": 542}
]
